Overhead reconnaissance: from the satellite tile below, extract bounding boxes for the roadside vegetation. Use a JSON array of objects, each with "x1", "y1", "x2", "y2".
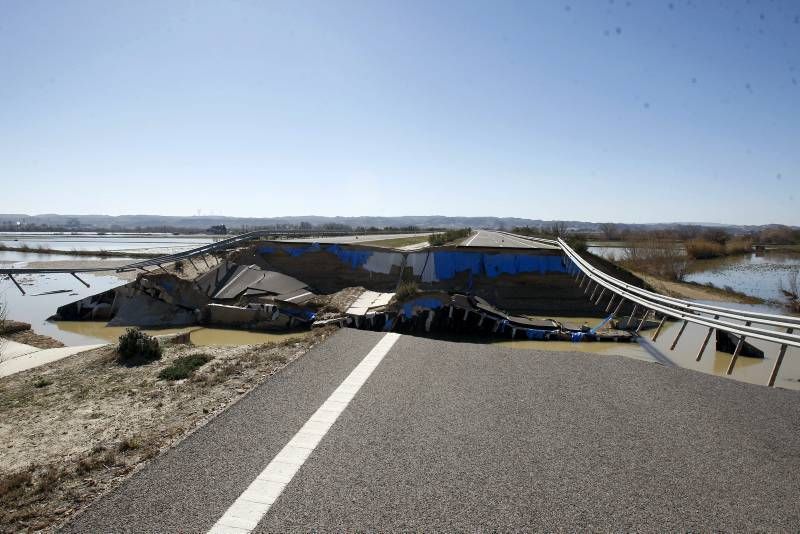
[
  {"x1": 780, "y1": 271, "x2": 800, "y2": 313},
  {"x1": 364, "y1": 235, "x2": 430, "y2": 249},
  {"x1": 117, "y1": 328, "x2": 162, "y2": 366},
  {"x1": 428, "y1": 228, "x2": 472, "y2": 246},
  {"x1": 0, "y1": 244, "x2": 159, "y2": 259},
  {"x1": 0, "y1": 325, "x2": 337, "y2": 532},
  {"x1": 158, "y1": 354, "x2": 211, "y2": 381}
]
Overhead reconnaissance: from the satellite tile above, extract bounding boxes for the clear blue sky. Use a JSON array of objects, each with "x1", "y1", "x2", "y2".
[{"x1": 1, "y1": 0, "x2": 798, "y2": 225}]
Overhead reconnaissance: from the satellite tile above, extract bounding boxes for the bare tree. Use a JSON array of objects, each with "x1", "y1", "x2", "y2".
[
  {"x1": 598, "y1": 223, "x2": 618, "y2": 240},
  {"x1": 547, "y1": 221, "x2": 568, "y2": 238},
  {"x1": 780, "y1": 270, "x2": 799, "y2": 313}
]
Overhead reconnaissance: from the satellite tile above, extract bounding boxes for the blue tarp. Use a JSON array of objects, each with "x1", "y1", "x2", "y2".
[
  {"x1": 401, "y1": 297, "x2": 445, "y2": 317},
  {"x1": 325, "y1": 244, "x2": 372, "y2": 269},
  {"x1": 433, "y1": 251, "x2": 484, "y2": 280},
  {"x1": 525, "y1": 328, "x2": 550, "y2": 340}
]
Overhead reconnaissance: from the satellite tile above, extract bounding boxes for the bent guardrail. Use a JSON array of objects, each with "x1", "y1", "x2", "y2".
[{"x1": 552, "y1": 236, "x2": 799, "y2": 387}]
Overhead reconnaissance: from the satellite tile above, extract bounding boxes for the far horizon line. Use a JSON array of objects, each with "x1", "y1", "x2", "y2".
[{"x1": 1, "y1": 212, "x2": 798, "y2": 228}]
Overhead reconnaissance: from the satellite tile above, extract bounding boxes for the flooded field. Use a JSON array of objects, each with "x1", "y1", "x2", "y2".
[
  {"x1": 589, "y1": 242, "x2": 800, "y2": 304},
  {"x1": 0, "y1": 232, "x2": 217, "y2": 254},
  {"x1": 684, "y1": 252, "x2": 800, "y2": 303}
]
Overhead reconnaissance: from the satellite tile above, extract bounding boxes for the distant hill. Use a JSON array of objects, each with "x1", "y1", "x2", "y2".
[{"x1": 0, "y1": 213, "x2": 795, "y2": 233}]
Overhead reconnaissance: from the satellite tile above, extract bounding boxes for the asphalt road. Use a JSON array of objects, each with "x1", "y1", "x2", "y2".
[
  {"x1": 66, "y1": 329, "x2": 800, "y2": 532},
  {"x1": 461, "y1": 229, "x2": 559, "y2": 249},
  {"x1": 283, "y1": 233, "x2": 430, "y2": 244}
]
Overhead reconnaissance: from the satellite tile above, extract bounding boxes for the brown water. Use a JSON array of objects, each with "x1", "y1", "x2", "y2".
[
  {"x1": 498, "y1": 315, "x2": 800, "y2": 391},
  {"x1": 52, "y1": 322, "x2": 311, "y2": 346}
]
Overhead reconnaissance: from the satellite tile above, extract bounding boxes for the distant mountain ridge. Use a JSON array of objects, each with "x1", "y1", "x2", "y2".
[{"x1": 0, "y1": 213, "x2": 795, "y2": 232}]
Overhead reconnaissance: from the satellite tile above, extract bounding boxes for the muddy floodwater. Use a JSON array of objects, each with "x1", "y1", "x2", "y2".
[{"x1": 500, "y1": 309, "x2": 800, "y2": 391}]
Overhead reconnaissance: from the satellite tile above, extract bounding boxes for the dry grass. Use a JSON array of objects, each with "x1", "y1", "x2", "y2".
[
  {"x1": 0, "y1": 325, "x2": 338, "y2": 532},
  {"x1": 685, "y1": 237, "x2": 753, "y2": 259},
  {"x1": 620, "y1": 239, "x2": 689, "y2": 281}
]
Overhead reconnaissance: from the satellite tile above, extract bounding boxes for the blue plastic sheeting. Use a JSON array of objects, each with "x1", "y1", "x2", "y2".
[
  {"x1": 525, "y1": 329, "x2": 549, "y2": 340},
  {"x1": 434, "y1": 252, "x2": 483, "y2": 280},
  {"x1": 257, "y1": 245, "x2": 275, "y2": 254},
  {"x1": 432, "y1": 251, "x2": 567, "y2": 280},
  {"x1": 325, "y1": 244, "x2": 373, "y2": 269},
  {"x1": 401, "y1": 297, "x2": 445, "y2": 317},
  {"x1": 284, "y1": 243, "x2": 322, "y2": 257},
  {"x1": 571, "y1": 332, "x2": 586, "y2": 342},
  {"x1": 484, "y1": 254, "x2": 567, "y2": 278},
  {"x1": 383, "y1": 317, "x2": 395, "y2": 331},
  {"x1": 281, "y1": 307, "x2": 316, "y2": 322},
  {"x1": 159, "y1": 279, "x2": 176, "y2": 293}
]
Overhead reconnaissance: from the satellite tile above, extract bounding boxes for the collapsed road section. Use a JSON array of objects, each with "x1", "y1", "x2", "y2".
[
  {"x1": 44, "y1": 239, "x2": 775, "y2": 356},
  {"x1": 47, "y1": 240, "x2": 654, "y2": 344}
]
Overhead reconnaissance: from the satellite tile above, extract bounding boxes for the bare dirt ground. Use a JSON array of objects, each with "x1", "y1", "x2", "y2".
[{"x1": 0, "y1": 325, "x2": 337, "y2": 533}]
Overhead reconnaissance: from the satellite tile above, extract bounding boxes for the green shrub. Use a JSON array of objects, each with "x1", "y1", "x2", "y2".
[
  {"x1": 33, "y1": 377, "x2": 53, "y2": 388},
  {"x1": 158, "y1": 354, "x2": 211, "y2": 381},
  {"x1": 117, "y1": 328, "x2": 162, "y2": 365}
]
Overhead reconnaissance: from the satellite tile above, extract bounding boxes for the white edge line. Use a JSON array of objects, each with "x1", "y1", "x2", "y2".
[
  {"x1": 208, "y1": 332, "x2": 402, "y2": 533},
  {"x1": 463, "y1": 230, "x2": 480, "y2": 247}
]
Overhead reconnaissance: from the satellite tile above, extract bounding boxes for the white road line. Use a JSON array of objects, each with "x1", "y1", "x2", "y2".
[
  {"x1": 208, "y1": 332, "x2": 402, "y2": 534},
  {"x1": 463, "y1": 230, "x2": 481, "y2": 247}
]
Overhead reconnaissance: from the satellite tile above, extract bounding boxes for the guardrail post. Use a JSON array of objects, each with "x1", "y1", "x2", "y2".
[
  {"x1": 725, "y1": 321, "x2": 752, "y2": 375},
  {"x1": 636, "y1": 309, "x2": 651, "y2": 333},
  {"x1": 71, "y1": 273, "x2": 90, "y2": 288},
  {"x1": 670, "y1": 320, "x2": 688, "y2": 350},
  {"x1": 651, "y1": 315, "x2": 667, "y2": 341},
  {"x1": 6, "y1": 274, "x2": 25, "y2": 295},
  {"x1": 589, "y1": 283, "x2": 599, "y2": 301},
  {"x1": 628, "y1": 304, "x2": 639, "y2": 330},
  {"x1": 696, "y1": 315, "x2": 720, "y2": 361},
  {"x1": 201, "y1": 255, "x2": 211, "y2": 269},
  {"x1": 605, "y1": 294, "x2": 617, "y2": 313},
  {"x1": 594, "y1": 288, "x2": 606, "y2": 306},
  {"x1": 188, "y1": 257, "x2": 199, "y2": 271},
  {"x1": 768, "y1": 328, "x2": 793, "y2": 387},
  {"x1": 612, "y1": 297, "x2": 626, "y2": 316}
]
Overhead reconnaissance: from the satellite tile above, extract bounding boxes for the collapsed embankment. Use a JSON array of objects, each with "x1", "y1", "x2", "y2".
[{"x1": 230, "y1": 241, "x2": 631, "y2": 316}]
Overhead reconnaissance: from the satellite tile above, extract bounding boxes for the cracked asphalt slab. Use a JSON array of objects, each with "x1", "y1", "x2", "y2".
[{"x1": 65, "y1": 329, "x2": 800, "y2": 532}]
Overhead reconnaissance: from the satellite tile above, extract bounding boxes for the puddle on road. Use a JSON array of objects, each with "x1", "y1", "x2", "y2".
[{"x1": 53, "y1": 321, "x2": 311, "y2": 346}]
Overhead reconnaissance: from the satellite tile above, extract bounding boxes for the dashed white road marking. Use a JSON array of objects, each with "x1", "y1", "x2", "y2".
[{"x1": 208, "y1": 332, "x2": 402, "y2": 534}]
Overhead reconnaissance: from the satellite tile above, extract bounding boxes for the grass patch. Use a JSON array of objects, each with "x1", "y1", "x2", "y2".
[
  {"x1": 395, "y1": 280, "x2": 419, "y2": 301},
  {"x1": 33, "y1": 376, "x2": 53, "y2": 388},
  {"x1": 158, "y1": 354, "x2": 212, "y2": 381},
  {"x1": 429, "y1": 228, "x2": 471, "y2": 246},
  {"x1": 365, "y1": 235, "x2": 430, "y2": 248}
]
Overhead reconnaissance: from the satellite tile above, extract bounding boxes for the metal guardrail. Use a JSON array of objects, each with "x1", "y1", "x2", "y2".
[
  {"x1": 551, "y1": 237, "x2": 799, "y2": 387},
  {"x1": 0, "y1": 230, "x2": 429, "y2": 294}
]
